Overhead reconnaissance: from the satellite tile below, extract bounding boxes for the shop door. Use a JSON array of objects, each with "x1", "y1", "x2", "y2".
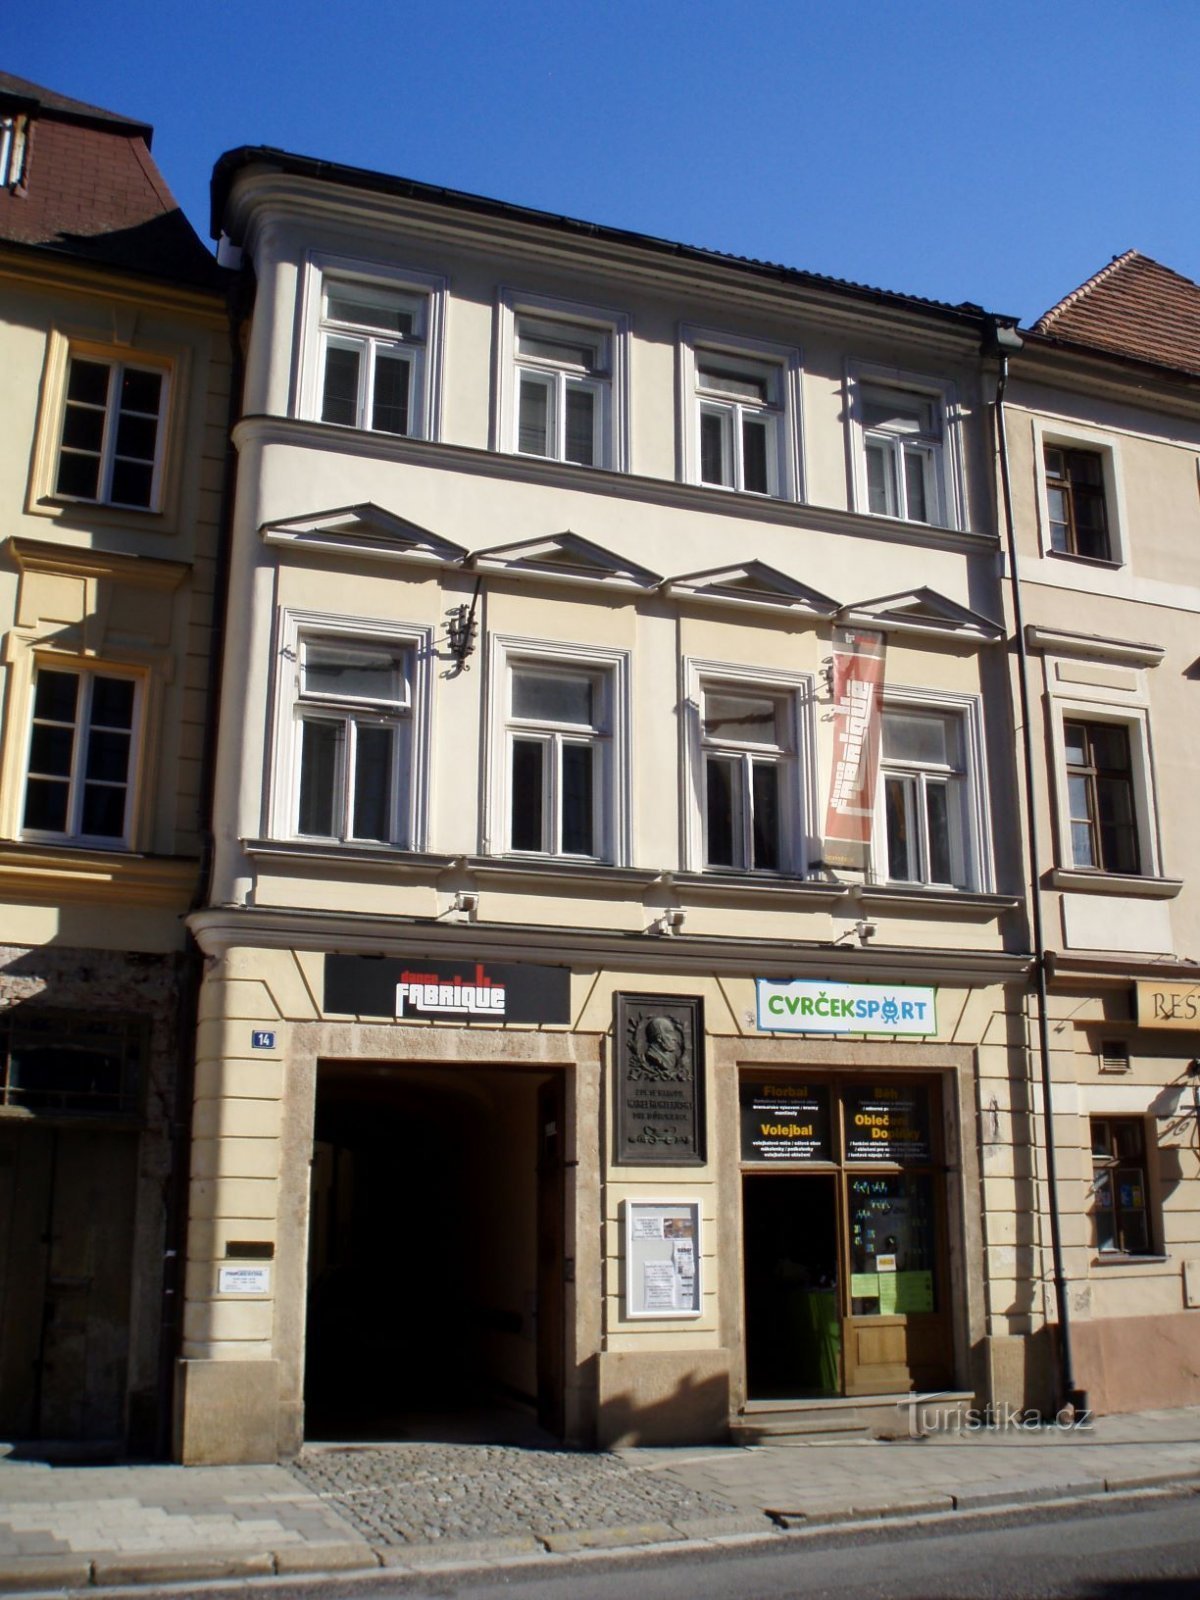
[
  {"x1": 0, "y1": 1124, "x2": 137, "y2": 1442},
  {"x1": 743, "y1": 1173, "x2": 841, "y2": 1398},
  {"x1": 536, "y1": 1077, "x2": 565, "y2": 1434}
]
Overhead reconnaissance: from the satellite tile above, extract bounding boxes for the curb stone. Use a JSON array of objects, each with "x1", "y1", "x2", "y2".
[
  {"x1": 1104, "y1": 1471, "x2": 1200, "y2": 1494},
  {"x1": 91, "y1": 1550, "x2": 276, "y2": 1587},
  {"x1": 668, "y1": 1512, "x2": 774, "y2": 1538},
  {"x1": 272, "y1": 1541, "x2": 381, "y2": 1573},
  {"x1": 380, "y1": 1533, "x2": 543, "y2": 1566},
  {"x1": 951, "y1": 1480, "x2": 1106, "y2": 1511},
  {"x1": 542, "y1": 1521, "x2": 684, "y2": 1553},
  {"x1": 0, "y1": 1555, "x2": 91, "y2": 1593}
]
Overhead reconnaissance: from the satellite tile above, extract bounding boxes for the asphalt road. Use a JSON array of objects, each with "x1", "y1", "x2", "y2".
[{"x1": 115, "y1": 1491, "x2": 1200, "y2": 1600}]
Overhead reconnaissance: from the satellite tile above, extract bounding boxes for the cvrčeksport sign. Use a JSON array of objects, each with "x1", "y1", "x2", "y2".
[{"x1": 756, "y1": 978, "x2": 936, "y2": 1036}]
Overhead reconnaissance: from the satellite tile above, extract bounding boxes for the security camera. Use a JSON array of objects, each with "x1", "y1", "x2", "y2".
[{"x1": 856, "y1": 919, "x2": 877, "y2": 945}]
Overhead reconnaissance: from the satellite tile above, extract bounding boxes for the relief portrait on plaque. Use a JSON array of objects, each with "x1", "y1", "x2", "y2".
[{"x1": 614, "y1": 994, "x2": 705, "y2": 1164}]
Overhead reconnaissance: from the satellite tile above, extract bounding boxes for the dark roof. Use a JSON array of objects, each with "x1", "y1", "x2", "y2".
[
  {"x1": 1033, "y1": 251, "x2": 1200, "y2": 379},
  {"x1": 0, "y1": 71, "x2": 152, "y2": 142},
  {"x1": 212, "y1": 145, "x2": 1015, "y2": 333},
  {"x1": 0, "y1": 71, "x2": 223, "y2": 290}
]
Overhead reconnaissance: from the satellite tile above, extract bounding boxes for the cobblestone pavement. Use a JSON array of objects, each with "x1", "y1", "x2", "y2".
[{"x1": 292, "y1": 1442, "x2": 740, "y2": 1547}]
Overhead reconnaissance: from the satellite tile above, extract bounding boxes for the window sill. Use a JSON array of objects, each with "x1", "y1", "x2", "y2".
[
  {"x1": 856, "y1": 885, "x2": 1020, "y2": 920},
  {"x1": 670, "y1": 870, "x2": 850, "y2": 910},
  {"x1": 1045, "y1": 548, "x2": 1123, "y2": 572},
  {"x1": 1091, "y1": 1253, "x2": 1168, "y2": 1267},
  {"x1": 1049, "y1": 869, "x2": 1182, "y2": 899}
]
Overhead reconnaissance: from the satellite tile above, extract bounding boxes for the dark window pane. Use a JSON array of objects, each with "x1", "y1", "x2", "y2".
[
  {"x1": 1089, "y1": 724, "x2": 1131, "y2": 771},
  {"x1": 705, "y1": 756, "x2": 735, "y2": 867},
  {"x1": 511, "y1": 738, "x2": 544, "y2": 850},
  {"x1": 81, "y1": 783, "x2": 126, "y2": 837},
  {"x1": 904, "y1": 447, "x2": 928, "y2": 522},
  {"x1": 700, "y1": 412, "x2": 726, "y2": 485},
  {"x1": 114, "y1": 411, "x2": 159, "y2": 462},
  {"x1": 751, "y1": 762, "x2": 780, "y2": 870},
  {"x1": 518, "y1": 378, "x2": 550, "y2": 455},
  {"x1": 352, "y1": 724, "x2": 393, "y2": 840},
  {"x1": 23, "y1": 777, "x2": 69, "y2": 832},
  {"x1": 561, "y1": 743, "x2": 594, "y2": 855},
  {"x1": 120, "y1": 368, "x2": 162, "y2": 415},
  {"x1": 29, "y1": 724, "x2": 75, "y2": 777},
  {"x1": 9, "y1": 1044, "x2": 124, "y2": 1112},
  {"x1": 56, "y1": 450, "x2": 101, "y2": 499},
  {"x1": 704, "y1": 692, "x2": 778, "y2": 744},
  {"x1": 565, "y1": 388, "x2": 595, "y2": 465},
  {"x1": 109, "y1": 459, "x2": 154, "y2": 507},
  {"x1": 885, "y1": 775, "x2": 912, "y2": 880},
  {"x1": 371, "y1": 352, "x2": 411, "y2": 435},
  {"x1": 84, "y1": 727, "x2": 131, "y2": 783},
  {"x1": 298, "y1": 719, "x2": 339, "y2": 835},
  {"x1": 67, "y1": 359, "x2": 110, "y2": 405},
  {"x1": 60, "y1": 404, "x2": 106, "y2": 452},
  {"x1": 866, "y1": 442, "x2": 893, "y2": 514},
  {"x1": 742, "y1": 418, "x2": 769, "y2": 493},
  {"x1": 34, "y1": 671, "x2": 79, "y2": 723},
  {"x1": 90, "y1": 676, "x2": 135, "y2": 729},
  {"x1": 321, "y1": 346, "x2": 360, "y2": 426},
  {"x1": 925, "y1": 781, "x2": 952, "y2": 883}
]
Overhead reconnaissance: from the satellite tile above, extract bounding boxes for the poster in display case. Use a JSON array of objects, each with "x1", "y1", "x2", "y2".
[{"x1": 623, "y1": 1199, "x2": 702, "y2": 1318}]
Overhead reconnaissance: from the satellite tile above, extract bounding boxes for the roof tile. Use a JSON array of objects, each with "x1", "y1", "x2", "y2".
[{"x1": 1034, "y1": 250, "x2": 1200, "y2": 378}]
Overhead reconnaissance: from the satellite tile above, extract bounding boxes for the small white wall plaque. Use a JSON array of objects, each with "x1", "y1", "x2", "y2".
[{"x1": 218, "y1": 1265, "x2": 271, "y2": 1295}]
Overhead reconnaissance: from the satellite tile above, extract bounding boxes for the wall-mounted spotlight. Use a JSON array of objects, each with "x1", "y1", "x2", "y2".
[{"x1": 856, "y1": 919, "x2": 877, "y2": 946}]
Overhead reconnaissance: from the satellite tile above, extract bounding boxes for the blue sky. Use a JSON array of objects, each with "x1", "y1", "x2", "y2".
[{"x1": 9, "y1": 0, "x2": 1200, "y2": 324}]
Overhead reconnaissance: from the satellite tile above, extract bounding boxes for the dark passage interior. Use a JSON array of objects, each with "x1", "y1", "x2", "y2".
[
  {"x1": 305, "y1": 1061, "x2": 561, "y2": 1442},
  {"x1": 743, "y1": 1172, "x2": 841, "y2": 1399}
]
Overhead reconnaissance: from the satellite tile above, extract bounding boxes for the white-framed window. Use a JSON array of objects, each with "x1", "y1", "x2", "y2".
[
  {"x1": 298, "y1": 255, "x2": 446, "y2": 441},
  {"x1": 0, "y1": 114, "x2": 28, "y2": 189},
  {"x1": 873, "y1": 692, "x2": 989, "y2": 890},
  {"x1": 848, "y1": 365, "x2": 960, "y2": 529},
  {"x1": 495, "y1": 291, "x2": 629, "y2": 470},
  {"x1": 680, "y1": 328, "x2": 802, "y2": 499},
  {"x1": 486, "y1": 637, "x2": 631, "y2": 865},
  {"x1": 1032, "y1": 419, "x2": 1126, "y2": 565},
  {"x1": 683, "y1": 660, "x2": 815, "y2": 877},
  {"x1": 273, "y1": 612, "x2": 433, "y2": 849},
  {"x1": 21, "y1": 663, "x2": 142, "y2": 846},
  {"x1": 1049, "y1": 703, "x2": 1160, "y2": 879},
  {"x1": 54, "y1": 355, "x2": 169, "y2": 510}
]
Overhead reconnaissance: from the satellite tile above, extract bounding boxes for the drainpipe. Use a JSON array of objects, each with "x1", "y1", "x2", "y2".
[
  {"x1": 154, "y1": 262, "x2": 250, "y2": 1458},
  {"x1": 986, "y1": 319, "x2": 1084, "y2": 1416}
]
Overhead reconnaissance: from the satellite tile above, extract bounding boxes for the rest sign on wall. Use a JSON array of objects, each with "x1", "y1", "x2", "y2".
[{"x1": 757, "y1": 979, "x2": 936, "y2": 1036}]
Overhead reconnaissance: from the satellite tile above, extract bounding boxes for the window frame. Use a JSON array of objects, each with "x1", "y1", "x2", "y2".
[
  {"x1": 52, "y1": 352, "x2": 171, "y2": 513},
  {"x1": 1032, "y1": 419, "x2": 1127, "y2": 567},
  {"x1": 1089, "y1": 1116, "x2": 1154, "y2": 1257},
  {"x1": 1049, "y1": 702, "x2": 1161, "y2": 879},
  {"x1": 869, "y1": 688, "x2": 991, "y2": 892},
  {"x1": 495, "y1": 290, "x2": 630, "y2": 471},
  {"x1": 485, "y1": 635, "x2": 631, "y2": 866},
  {"x1": 847, "y1": 364, "x2": 962, "y2": 530},
  {"x1": 679, "y1": 327, "x2": 803, "y2": 500},
  {"x1": 682, "y1": 659, "x2": 816, "y2": 878},
  {"x1": 270, "y1": 610, "x2": 434, "y2": 851},
  {"x1": 18, "y1": 659, "x2": 145, "y2": 849},
  {"x1": 297, "y1": 253, "x2": 447, "y2": 442}
]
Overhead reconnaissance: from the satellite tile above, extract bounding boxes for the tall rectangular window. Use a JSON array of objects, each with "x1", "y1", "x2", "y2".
[
  {"x1": 507, "y1": 664, "x2": 609, "y2": 858},
  {"x1": 1064, "y1": 720, "x2": 1140, "y2": 874},
  {"x1": 319, "y1": 279, "x2": 427, "y2": 437},
  {"x1": 880, "y1": 707, "x2": 968, "y2": 887},
  {"x1": 1090, "y1": 1117, "x2": 1151, "y2": 1255},
  {"x1": 702, "y1": 688, "x2": 790, "y2": 871},
  {"x1": 514, "y1": 315, "x2": 609, "y2": 466},
  {"x1": 294, "y1": 639, "x2": 413, "y2": 845},
  {"x1": 55, "y1": 357, "x2": 167, "y2": 510},
  {"x1": 695, "y1": 352, "x2": 781, "y2": 495},
  {"x1": 860, "y1": 387, "x2": 943, "y2": 524},
  {"x1": 1044, "y1": 446, "x2": 1111, "y2": 560},
  {"x1": 22, "y1": 666, "x2": 139, "y2": 844}
]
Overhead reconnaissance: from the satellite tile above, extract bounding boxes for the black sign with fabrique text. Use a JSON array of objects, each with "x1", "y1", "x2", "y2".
[{"x1": 323, "y1": 954, "x2": 571, "y2": 1024}]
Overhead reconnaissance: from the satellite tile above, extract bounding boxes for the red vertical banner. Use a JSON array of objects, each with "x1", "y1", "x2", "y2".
[{"x1": 823, "y1": 626, "x2": 887, "y2": 870}]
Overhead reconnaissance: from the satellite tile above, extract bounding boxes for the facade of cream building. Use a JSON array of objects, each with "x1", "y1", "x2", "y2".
[
  {"x1": 0, "y1": 76, "x2": 230, "y2": 1455},
  {"x1": 997, "y1": 253, "x2": 1200, "y2": 1415},
  {"x1": 178, "y1": 146, "x2": 1039, "y2": 1464}
]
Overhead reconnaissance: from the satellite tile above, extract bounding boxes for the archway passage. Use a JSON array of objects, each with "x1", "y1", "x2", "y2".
[{"x1": 304, "y1": 1061, "x2": 563, "y2": 1444}]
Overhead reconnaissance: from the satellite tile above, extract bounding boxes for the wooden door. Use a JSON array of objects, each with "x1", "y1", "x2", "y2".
[
  {"x1": 0, "y1": 1124, "x2": 137, "y2": 1441},
  {"x1": 535, "y1": 1076, "x2": 565, "y2": 1436}
]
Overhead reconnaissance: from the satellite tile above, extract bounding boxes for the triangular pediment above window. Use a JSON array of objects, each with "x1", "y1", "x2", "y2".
[
  {"x1": 467, "y1": 532, "x2": 661, "y2": 590},
  {"x1": 663, "y1": 562, "x2": 839, "y2": 616},
  {"x1": 260, "y1": 504, "x2": 468, "y2": 566},
  {"x1": 838, "y1": 587, "x2": 1003, "y2": 643}
]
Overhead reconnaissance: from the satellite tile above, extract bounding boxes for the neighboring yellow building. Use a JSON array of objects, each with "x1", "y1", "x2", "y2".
[
  {"x1": 0, "y1": 75, "x2": 229, "y2": 1456},
  {"x1": 998, "y1": 253, "x2": 1200, "y2": 1415},
  {"x1": 178, "y1": 146, "x2": 1040, "y2": 1463}
]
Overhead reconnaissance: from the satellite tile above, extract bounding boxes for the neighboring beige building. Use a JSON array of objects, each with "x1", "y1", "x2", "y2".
[
  {"x1": 178, "y1": 146, "x2": 1050, "y2": 1464},
  {"x1": 0, "y1": 75, "x2": 229, "y2": 1456},
  {"x1": 998, "y1": 253, "x2": 1200, "y2": 1415}
]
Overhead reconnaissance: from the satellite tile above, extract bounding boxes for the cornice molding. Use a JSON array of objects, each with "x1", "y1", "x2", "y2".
[
  {"x1": 0, "y1": 843, "x2": 197, "y2": 907},
  {"x1": 6, "y1": 537, "x2": 190, "y2": 591},
  {"x1": 1025, "y1": 624, "x2": 1164, "y2": 668}
]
